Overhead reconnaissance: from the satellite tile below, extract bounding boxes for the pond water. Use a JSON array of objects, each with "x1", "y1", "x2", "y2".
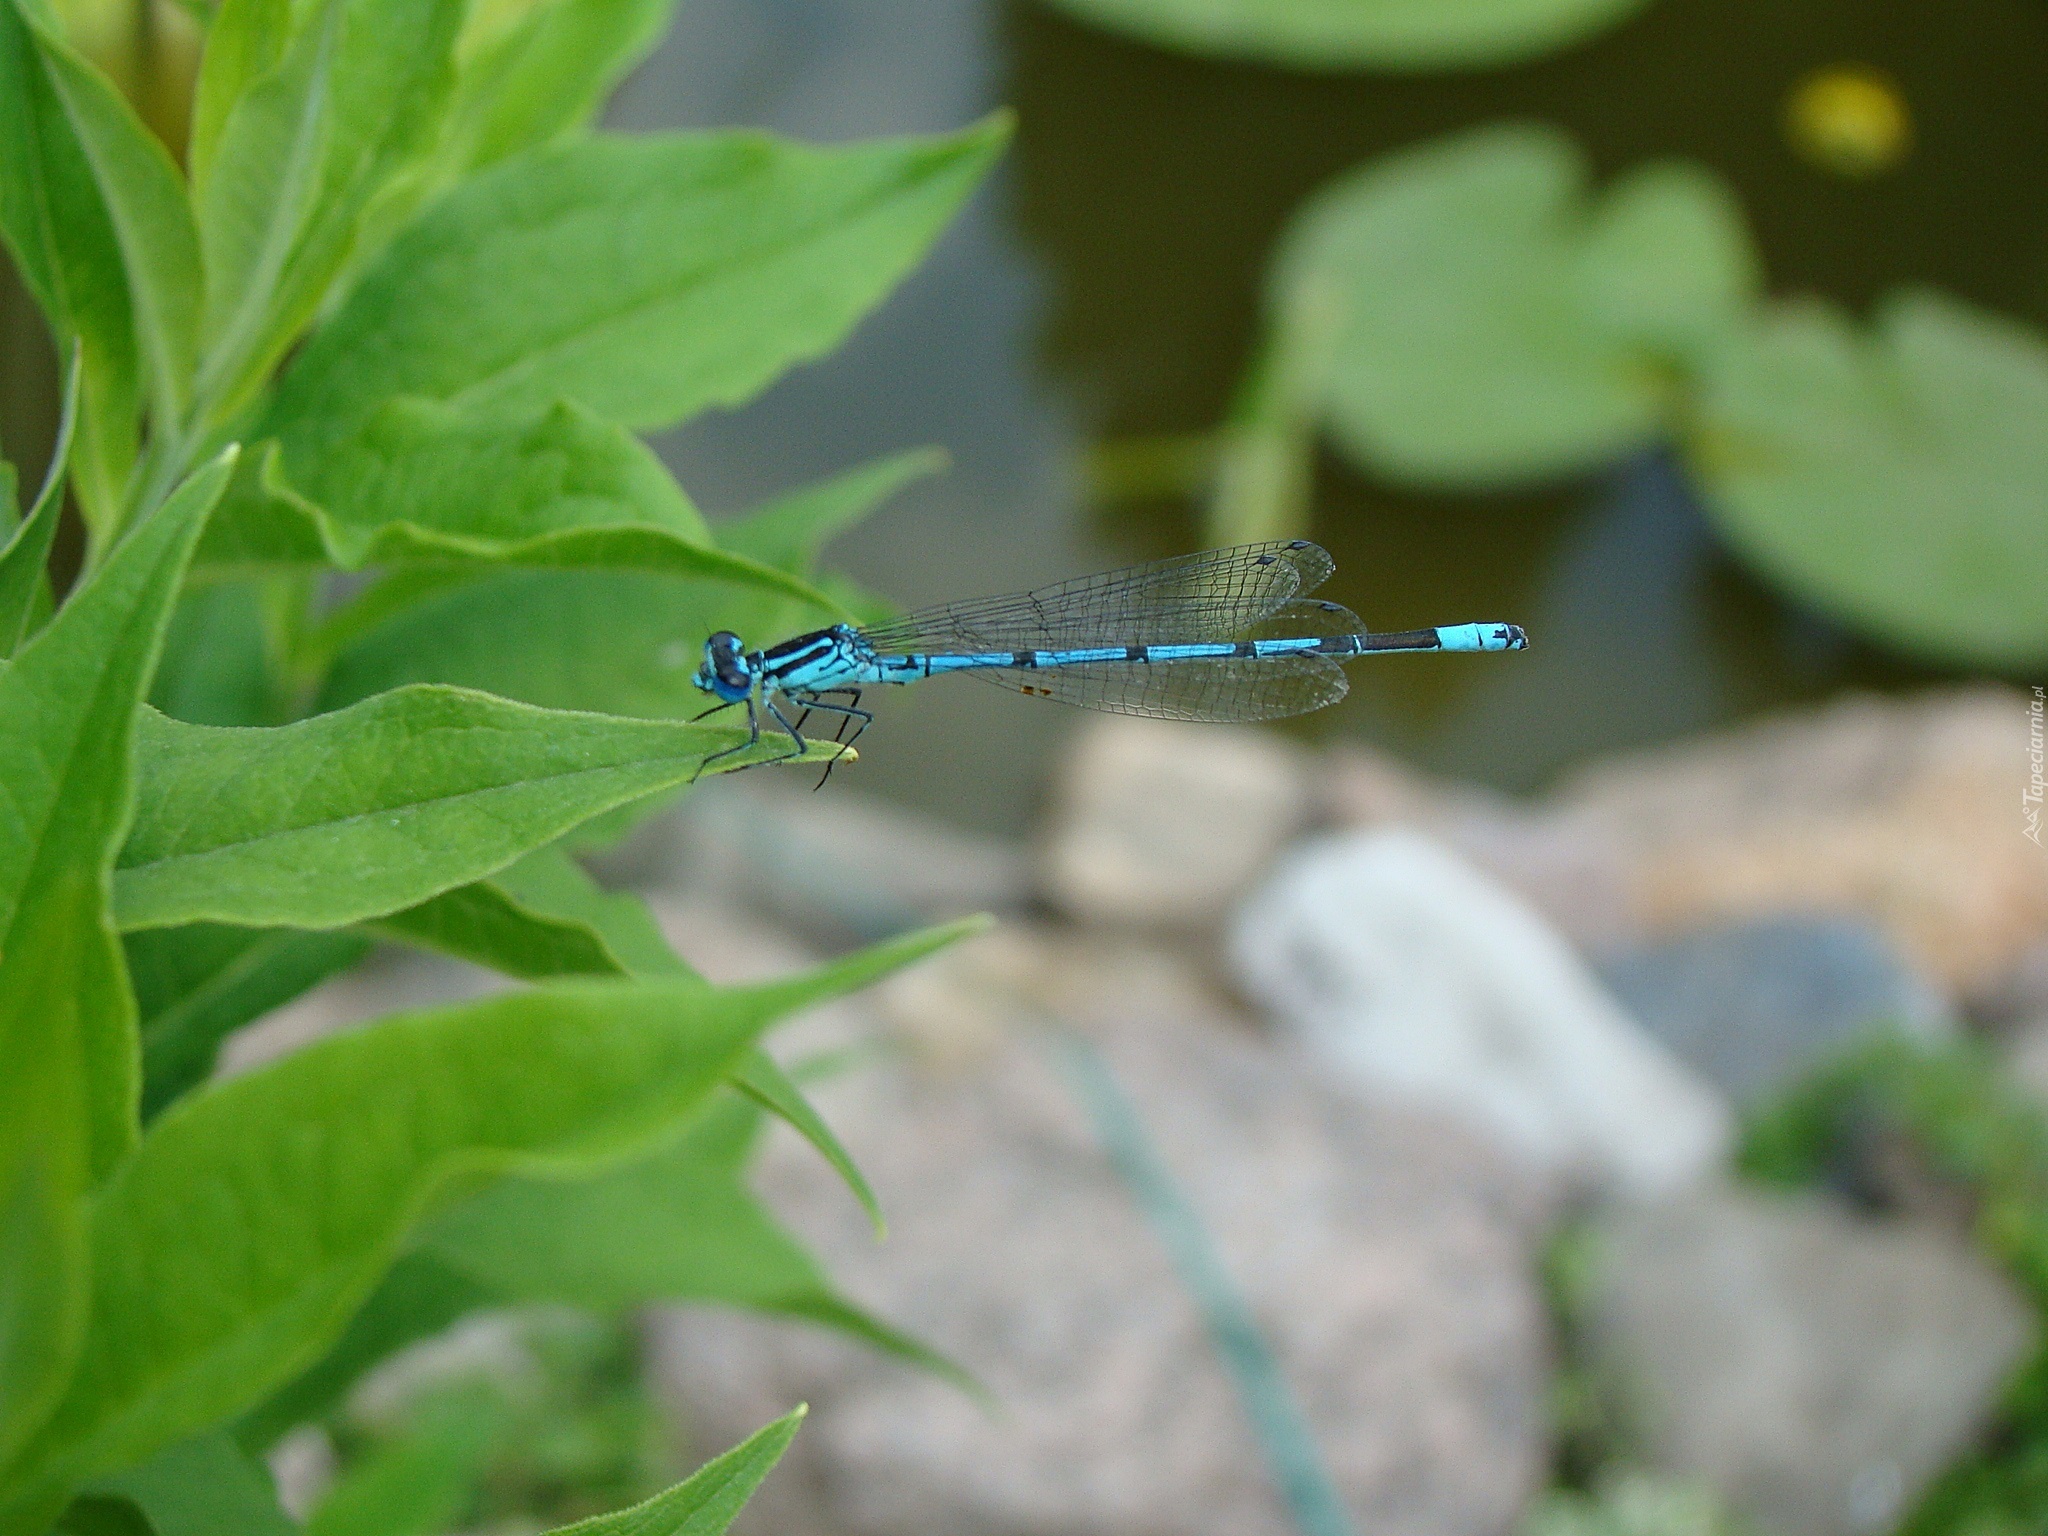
[{"x1": 617, "y1": 0, "x2": 2033, "y2": 832}]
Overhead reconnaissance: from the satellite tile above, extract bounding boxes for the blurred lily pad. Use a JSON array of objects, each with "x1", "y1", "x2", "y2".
[
  {"x1": 1691, "y1": 288, "x2": 2048, "y2": 667},
  {"x1": 1042, "y1": 0, "x2": 1654, "y2": 72},
  {"x1": 1274, "y1": 123, "x2": 1756, "y2": 490}
]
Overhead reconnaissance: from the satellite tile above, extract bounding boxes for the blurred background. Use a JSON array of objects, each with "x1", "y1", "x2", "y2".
[
  {"x1": 6, "y1": 0, "x2": 2048, "y2": 1532},
  {"x1": 614, "y1": 0, "x2": 2044, "y2": 828}
]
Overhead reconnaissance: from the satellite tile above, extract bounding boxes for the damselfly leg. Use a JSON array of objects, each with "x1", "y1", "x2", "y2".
[
  {"x1": 787, "y1": 688, "x2": 871, "y2": 789},
  {"x1": 693, "y1": 689, "x2": 765, "y2": 780},
  {"x1": 762, "y1": 696, "x2": 812, "y2": 767}
]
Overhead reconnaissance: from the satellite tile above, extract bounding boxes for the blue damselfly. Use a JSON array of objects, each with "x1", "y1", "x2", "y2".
[{"x1": 692, "y1": 539, "x2": 1525, "y2": 779}]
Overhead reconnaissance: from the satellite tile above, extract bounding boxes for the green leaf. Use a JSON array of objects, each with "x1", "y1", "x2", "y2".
[
  {"x1": 264, "y1": 118, "x2": 1009, "y2": 464},
  {"x1": 728, "y1": 1053, "x2": 885, "y2": 1238},
  {"x1": 368, "y1": 874, "x2": 631, "y2": 980},
  {"x1": 193, "y1": 0, "x2": 345, "y2": 412},
  {"x1": 187, "y1": 0, "x2": 290, "y2": 195},
  {"x1": 148, "y1": 582, "x2": 273, "y2": 727},
  {"x1": 0, "y1": 950, "x2": 823, "y2": 1531},
  {"x1": 0, "y1": 342, "x2": 78, "y2": 656},
  {"x1": 378, "y1": 843, "x2": 895, "y2": 1237},
  {"x1": 486, "y1": 845, "x2": 687, "y2": 979},
  {"x1": 303, "y1": 1392, "x2": 501, "y2": 1536},
  {"x1": 319, "y1": 569, "x2": 828, "y2": 717},
  {"x1": 332, "y1": 0, "x2": 677, "y2": 277},
  {"x1": 94, "y1": 1431, "x2": 296, "y2": 1536},
  {"x1": 539, "y1": 1409, "x2": 803, "y2": 1536},
  {"x1": 1689, "y1": 288, "x2": 2048, "y2": 667},
  {"x1": 438, "y1": 0, "x2": 673, "y2": 174},
  {"x1": 0, "y1": 931, "x2": 954, "y2": 1520},
  {"x1": 114, "y1": 684, "x2": 840, "y2": 932},
  {"x1": 193, "y1": 432, "x2": 835, "y2": 619},
  {"x1": 0, "y1": 449, "x2": 235, "y2": 1489},
  {"x1": 0, "y1": 0, "x2": 140, "y2": 529},
  {"x1": 422, "y1": 1091, "x2": 950, "y2": 1373},
  {"x1": 314, "y1": 447, "x2": 936, "y2": 717},
  {"x1": 1040, "y1": 0, "x2": 1651, "y2": 69},
  {"x1": 194, "y1": 0, "x2": 466, "y2": 421},
  {"x1": 701, "y1": 449, "x2": 939, "y2": 655},
  {"x1": 1271, "y1": 123, "x2": 1756, "y2": 490},
  {"x1": 284, "y1": 567, "x2": 483, "y2": 683},
  {"x1": 130, "y1": 924, "x2": 371, "y2": 1121},
  {"x1": 52, "y1": 1495, "x2": 152, "y2": 1536},
  {"x1": 18, "y1": 0, "x2": 204, "y2": 432},
  {"x1": 715, "y1": 449, "x2": 944, "y2": 575},
  {"x1": 1576, "y1": 162, "x2": 1758, "y2": 362},
  {"x1": 384, "y1": 844, "x2": 906, "y2": 1235},
  {"x1": 236, "y1": 1252, "x2": 493, "y2": 1450},
  {"x1": 241, "y1": 915, "x2": 978, "y2": 1445},
  {"x1": 301, "y1": 394, "x2": 708, "y2": 548}
]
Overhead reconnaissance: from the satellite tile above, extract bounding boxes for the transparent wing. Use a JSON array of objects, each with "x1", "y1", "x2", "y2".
[
  {"x1": 967, "y1": 652, "x2": 1349, "y2": 723},
  {"x1": 857, "y1": 541, "x2": 1336, "y2": 654},
  {"x1": 1247, "y1": 599, "x2": 1363, "y2": 640}
]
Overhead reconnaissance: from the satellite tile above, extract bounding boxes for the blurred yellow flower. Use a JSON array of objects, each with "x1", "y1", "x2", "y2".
[{"x1": 1784, "y1": 64, "x2": 1914, "y2": 178}]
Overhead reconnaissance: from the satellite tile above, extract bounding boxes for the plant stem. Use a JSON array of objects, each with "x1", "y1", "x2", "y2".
[{"x1": 1050, "y1": 1030, "x2": 1360, "y2": 1536}]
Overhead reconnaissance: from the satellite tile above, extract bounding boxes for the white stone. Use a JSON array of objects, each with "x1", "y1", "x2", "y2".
[
  {"x1": 1229, "y1": 827, "x2": 1730, "y2": 1197},
  {"x1": 1039, "y1": 716, "x2": 1311, "y2": 930}
]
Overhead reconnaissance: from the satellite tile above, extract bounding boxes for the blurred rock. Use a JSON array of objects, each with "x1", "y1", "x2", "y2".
[
  {"x1": 1230, "y1": 828, "x2": 1729, "y2": 1198},
  {"x1": 863, "y1": 923, "x2": 1070, "y2": 1068},
  {"x1": 1327, "y1": 687, "x2": 2048, "y2": 1000},
  {"x1": 265, "y1": 1427, "x2": 335, "y2": 1523},
  {"x1": 1598, "y1": 916, "x2": 1955, "y2": 1109},
  {"x1": 653, "y1": 931, "x2": 1552, "y2": 1536},
  {"x1": 1582, "y1": 1185, "x2": 2034, "y2": 1536},
  {"x1": 1321, "y1": 746, "x2": 1638, "y2": 953},
  {"x1": 1557, "y1": 687, "x2": 2048, "y2": 998},
  {"x1": 1040, "y1": 716, "x2": 1311, "y2": 930},
  {"x1": 1972, "y1": 940, "x2": 2048, "y2": 1033},
  {"x1": 2000, "y1": 1013, "x2": 2048, "y2": 1114},
  {"x1": 648, "y1": 778, "x2": 1028, "y2": 947},
  {"x1": 1318, "y1": 742, "x2": 1474, "y2": 830}
]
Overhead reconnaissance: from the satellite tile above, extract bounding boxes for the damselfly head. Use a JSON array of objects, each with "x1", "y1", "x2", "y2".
[{"x1": 696, "y1": 631, "x2": 754, "y2": 701}]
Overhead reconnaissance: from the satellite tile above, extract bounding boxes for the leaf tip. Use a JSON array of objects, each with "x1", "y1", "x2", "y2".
[
  {"x1": 966, "y1": 107, "x2": 1016, "y2": 158},
  {"x1": 902, "y1": 444, "x2": 951, "y2": 478},
  {"x1": 944, "y1": 911, "x2": 998, "y2": 942}
]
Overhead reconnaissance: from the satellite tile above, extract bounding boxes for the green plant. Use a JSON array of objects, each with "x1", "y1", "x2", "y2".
[
  {"x1": 1523, "y1": 1473, "x2": 1745, "y2": 1536},
  {"x1": 1038, "y1": 0, "x2": 1656, "y2": 72},
  {"x1": 308, "y1": 1311, "x2": 681, "y2": 1536},
  {"x1": 1740, "y1": 1038, "x2": 2048, "y2": 1535},
  {"x1": 0, "y1": 0, "x2": 1005, "y2": 1528},
  {"x1": 1209, "y1": 120, "x2": 2048, "y2": 669}
]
